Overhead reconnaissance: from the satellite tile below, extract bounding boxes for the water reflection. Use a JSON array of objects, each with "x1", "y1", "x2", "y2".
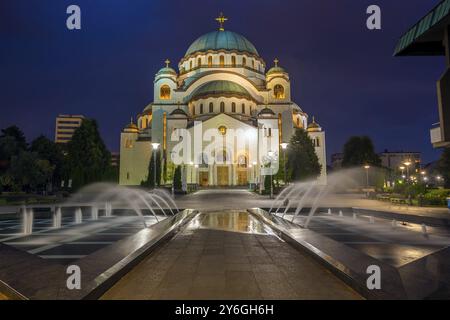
[{"x1": 199, "y1": 211, "x2": 270, "y2": 234}]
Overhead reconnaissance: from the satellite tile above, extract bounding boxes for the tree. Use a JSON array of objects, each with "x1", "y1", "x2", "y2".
[
  {"x1": 30, "y1": 135, "x2": 65, "y2": 188},
  {"x1": 142, "y1": 149, "x2": 161, "y2": 188},
  {"x1": 0, "y1": 126, "x2": 27, "y2": 173},
  {"x1": 342, "y1": 136, "x2": 381, "y2": 167},
  {"x1": 173, "y1": 166, "x2": 182, "y2": 190},
  {"x1": 438, "y1": 147, "x2": 450, "y2": 188},
  {"x1": 9, "y1": 151, "x2": 54, "y2": 192},
  {"x1": 0, "y1": 126, "x2": 27, "y2": 150},
  {"x1": 264, "y1": 174, "x2": 274, "y2": 194},
  {"x1": 66, "y1": 119, "x2": 112, "y2": 190},
  {"x1": 274, "y1": 151, "x2": 288, "y2": 186},
  {"x1": 287, "y1": 128, "x2": 321, "y2": 181}
]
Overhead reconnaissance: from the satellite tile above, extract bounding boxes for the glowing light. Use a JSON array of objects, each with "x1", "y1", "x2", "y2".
[
  {"x1": 280, "y1": 143, "x2": 289, "y2": 150},
  {"x1": 151, "y1": 142, "x2": 160, "y2": 150}
]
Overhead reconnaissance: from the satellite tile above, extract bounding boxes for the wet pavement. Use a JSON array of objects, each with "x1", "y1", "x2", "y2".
[
  {"x1": 0, "y1": 215, "x2": 160, "y2": 265},
  {"x1": 102, "y1": 211, "x2": 361, "y2": 300},
  {"x1": 285, "y1": 213, "x2": 450, "y2": 268}
]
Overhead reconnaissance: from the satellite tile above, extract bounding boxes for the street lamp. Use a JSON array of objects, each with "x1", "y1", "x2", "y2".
[
  {"x1": 194, "y1": 164, "x2": 199, "y2": 187},
  {"x1": 403, "y1": 160, "x2": 412, "y2": 181},
  {"x1": 151, "y1": 142, "x2": 160, "y2": 188},
  {"x1": 399, "y1": 166, "x2": 405, "y2": 178},
  {"x1": 280, "y1": 143, "x2": 288, "y2": 185},
  {"x1": 189, "y1": 161, "x2": 194, "y2": 185},
  {"x1": 252, "y1": 161, "x2": 257, "y2": 189},
  {"x1": 267, "y1": 151, "x2": 275, "y2": 199},
  {"x1": 248, "y1": 164, "x2": 253, "y2": 189},
  {"x1": 363, "y1": 165, "x2": 370, "y2": 187}
]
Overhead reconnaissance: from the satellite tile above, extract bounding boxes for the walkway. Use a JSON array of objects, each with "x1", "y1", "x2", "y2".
[{"x1": 102, "y1": 211, "x2": 361, "y2": 300}]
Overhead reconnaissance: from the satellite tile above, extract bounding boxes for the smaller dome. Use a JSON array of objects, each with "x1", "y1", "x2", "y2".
[
  {"x1": 157, "y1": 67, "x2": 177, "y2": 76},
  {"x1": 267, "y1": 66, "x2": 286, "y2": 75},
  {"x1": 124, "y1": 119, "x2": 139, "y2": 133},
  {"x1": 267, "y1": 58, "x2": 287, "y2": 75},
  {"x1": 307, "y1": 117, "x2": 322, "y2": 132},
  {"x1": 258, "y1": 107, "x2": 276, "y2": 116},
  {"x1": 170, "y1": 108, "x2": 188, "y2": 117}
]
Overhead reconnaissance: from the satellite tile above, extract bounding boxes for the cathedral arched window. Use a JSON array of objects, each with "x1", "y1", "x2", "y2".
[
  {"x1": 274, "y1": 84, "x2": 285, "y2": 99},
  {"x1": 197, "y1": 57, "x2": 202, "y2": 67},
  {"x1": 252, "y1": 59, "x2": 255, "y2": 69},
  {"x1": 231, "y1": 56, "x2": 236, "y2": 67},
  {"x1": 297, "y1": 117, "x2": 300, "y2": 127},
  {"x1": 192, "y1": 105, "x2": 195, "y2": 116},
  {"x1": 208, "y1": 56, "x2": 212, "y2": 67},
  {"x1": 315, "y1": 137, "x2": 320, "y2": 147},
  {"x1": 231, "y1": 102, "x2": 236, "y2": 113},
  {"x1": 241, "y1": 103, "x2": 245, "y2": 114},
  {"x1": 200, "y1": 104, "x2": 204, "y2": 114},
  {"x1": 189, "y1": 60, "x2": 193, "y2": 70},
  {"x1": 219, "y1": 55, "x2": 225, "y2": 67},
  {"x1": 242, "y1": 57, "x2": 247, "y2": 66},
  {"x1": 220, "y1": 102, "x2": 225, "y2": 113},
  {"x1": 160, "y1": 85, "x2": 171, "y2": 100}
]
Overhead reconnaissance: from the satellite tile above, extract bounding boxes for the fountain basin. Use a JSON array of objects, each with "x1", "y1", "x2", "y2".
[
  {"x1": 0, "y1": 209, "x2": 197, "y2": 300},
  {"x1": 248, "y1": 208, "x2": 450, "y2": 300}
]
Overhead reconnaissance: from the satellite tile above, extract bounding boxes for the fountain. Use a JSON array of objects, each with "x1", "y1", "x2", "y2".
[
  {"x1": 269, "y1": 168, "x2": 364, "y2": 228},
  {"x1": 16, "y1": 183, "x2": 179, "y2": 236}
]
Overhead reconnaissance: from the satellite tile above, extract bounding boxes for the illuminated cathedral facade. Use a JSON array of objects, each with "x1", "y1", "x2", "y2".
[{"x1": 120, "y1": 14, "x2": 327, "y2": 187}]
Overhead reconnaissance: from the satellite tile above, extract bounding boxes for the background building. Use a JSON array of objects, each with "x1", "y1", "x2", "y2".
[
  {"x1": 54, "y1": 114, "x2": 84, "y2": 144},
  {"x1": 379, "y1": 150, "x2": 421, "y2": 172}
]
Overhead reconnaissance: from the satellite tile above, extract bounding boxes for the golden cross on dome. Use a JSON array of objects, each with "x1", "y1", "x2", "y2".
[
  {"x1": 274, "y1": 58, "x2": 279, "y2": 67},
  {"x1": 215, "y1": 12, "x2": 228, "y2": 31},
  {"x1": 165, "y1": 59, "x2": 170, "y2": 68}
]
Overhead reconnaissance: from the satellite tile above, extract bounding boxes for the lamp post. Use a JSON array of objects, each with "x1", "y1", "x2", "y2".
[
  {"x1": 189, "y1": 162, "x2": 194, "y2": 186},
  {"x1": 364, "y1": 165, "x2": 370, "y2": 187},
  {"x1": 248, "y1": 164, "x2": 252, "y2": 189},
  {"x1": 268, "y1": 151, "x2": 275, "y2": 199},
  {"x1": 399, "y1": 166, "x2": 405, "y2": 179},
  {"x1": 252, "y1": 161, "x2": 257, "y2": 191},
  {"x1": 194, "y1": 164, "x2": 198, "y2": 187},
  {"x1": 403, "y1": 160, "x2": 412, "y2": 181},
  {"x1": 280, "y1": 143, "x2": 288, "y2": 185},
  {"x1": 151, "y1": 143, "x2": 160, "y2": 188}
]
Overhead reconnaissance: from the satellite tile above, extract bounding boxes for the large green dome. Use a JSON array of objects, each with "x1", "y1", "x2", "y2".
[
  {"x1": 189, "y1": 80, "x2": 253, "y2": 101},
  {"x1": 185, "y1": 30, "x2": 259, "y2": 57}
]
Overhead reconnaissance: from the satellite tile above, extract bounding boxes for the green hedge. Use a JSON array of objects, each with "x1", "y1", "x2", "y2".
[{"x1": 422, "y1": 189, "x2": 450, "y2": 206}]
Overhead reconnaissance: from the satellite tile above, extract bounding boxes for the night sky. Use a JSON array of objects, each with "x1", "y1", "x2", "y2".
[{"x1": 0, "y1": 0, "x2": 446, "y2": 163}]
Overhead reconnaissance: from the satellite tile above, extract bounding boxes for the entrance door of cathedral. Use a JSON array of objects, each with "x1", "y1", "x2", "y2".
[
  {"x1": 199, "y1": 172, "x2": 209, "y2": 187},
  {"x1": 237, "y1": 170, "x2": 247, "y2": 186},
  {"x1": 217, "y1": 166, "x2": 229, "y2": 186}
]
